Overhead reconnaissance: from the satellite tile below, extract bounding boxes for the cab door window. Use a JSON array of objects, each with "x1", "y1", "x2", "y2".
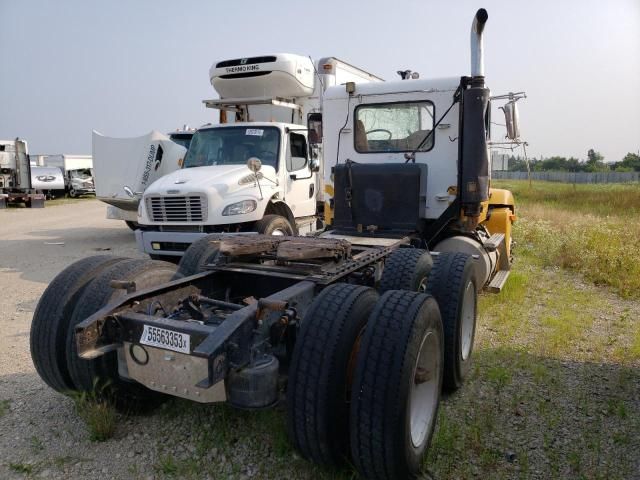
[
  {"x1": 288, "y1": 132, "x2": 308, "y2": 171},
  {"x1": 354, "y1": 101, "x2": 435, "y2": 153}
]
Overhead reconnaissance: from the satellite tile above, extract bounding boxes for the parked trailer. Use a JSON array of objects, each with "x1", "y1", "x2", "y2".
[
  {"x1": 31, "y1": 166, "x2": 65, "y2": 199},
  {"x1": 31, "y1": 10, "x2": 518, "y2": 480}
]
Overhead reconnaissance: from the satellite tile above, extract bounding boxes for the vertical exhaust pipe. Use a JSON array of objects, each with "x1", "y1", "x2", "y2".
[
  {"x1": 470, "y1": 8, "x2": 489, "y2": 78},
  {"x1": 460, "y1": 8, "x2": 490, "y2": 223}
]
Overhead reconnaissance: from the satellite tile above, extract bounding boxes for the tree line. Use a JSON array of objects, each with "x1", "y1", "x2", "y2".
[{"x1": 505, "y1": 150, "x2": 640, "y2": 173}]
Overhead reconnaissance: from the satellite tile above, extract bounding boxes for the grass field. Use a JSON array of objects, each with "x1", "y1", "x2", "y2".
[
  {"x1": 66, "y1": 182, "x2": 640, "y2": 479},
  {"x1": 425, "y1": 180, "x2": 640, "y2": 479}
]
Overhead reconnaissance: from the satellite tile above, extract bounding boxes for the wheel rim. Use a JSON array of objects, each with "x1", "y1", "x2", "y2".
[
  {"x1": 417, "y1": 276, "x2": 428, "y2": 293},
  {"x1": 460, "y1": 281, "x2": 476, "y2": 361},
  {"x1": 271, "y1": 228, "x2": 287, "y2": 236},
  {"x1": 409, "y1": 330, "x2": 440, "y2": 448}
]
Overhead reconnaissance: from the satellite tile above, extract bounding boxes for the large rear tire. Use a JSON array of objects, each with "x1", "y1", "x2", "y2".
[
  {"x1": 350, "y1": 290, "x2": 443, "y2": 480},
  {"x1": 425, "y1": 252, "x2": 477, "y2": 392},
  {"x1": 177, "y1": 234, "x2": 221, "y2": 277},
  {"x1": 30, "y1": 256, "x2": 126, "y2": 392},
  {"x1": 379, "y1": 248, "x2": 433, "y2": 293},
  {"x1": 66, "y1": 259, "x2": 178, "y2": 412},
  {"x1": 287, "y1": 283, "x2": 378, "y2": 466}
]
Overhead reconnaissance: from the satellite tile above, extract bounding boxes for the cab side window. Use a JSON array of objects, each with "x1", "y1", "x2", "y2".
[{"x1": 288, "y1": 133, "x2": 308, "y2": 171}]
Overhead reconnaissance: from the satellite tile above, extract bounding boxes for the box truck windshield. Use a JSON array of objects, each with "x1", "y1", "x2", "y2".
[
  {"x1": 70, "y1": 168, "x2": 93, "y2": 180},
  {"x1": 183, "y1": 127, "x2": 280, "y2": 170}
]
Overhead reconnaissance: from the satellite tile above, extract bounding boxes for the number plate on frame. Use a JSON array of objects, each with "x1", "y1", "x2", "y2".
[{"x1": 140, "y1": 325, "x2": 190, "y2": 354}]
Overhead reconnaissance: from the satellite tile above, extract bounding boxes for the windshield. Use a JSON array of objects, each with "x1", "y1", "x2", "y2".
[
  {"x1": 169, "y1": 134, "x2": 193, "y2": 150},
  {"x1": 183, "y1": 127, "x2": 280, "y2": 170},
  {"x1": 70, "y1": 168, "x2": 92, "y2": 179}
]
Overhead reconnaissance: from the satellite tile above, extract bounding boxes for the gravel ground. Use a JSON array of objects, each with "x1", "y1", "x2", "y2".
[
  {"x1": 0, "y1": 200, "x2": 151, "y2": 479},
  {"x1": 1, "y1": 200, "x2": 639, "y2": 480}
]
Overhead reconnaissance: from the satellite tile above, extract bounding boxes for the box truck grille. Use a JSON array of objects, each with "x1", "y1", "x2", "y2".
[{"x1": 145, "y1": 195, "x2": 207, "y2": 222}]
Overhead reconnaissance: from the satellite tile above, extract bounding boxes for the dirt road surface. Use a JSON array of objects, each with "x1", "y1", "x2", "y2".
[{"x1": 0, "y1": 200, "x2": 149, "y2": 479}]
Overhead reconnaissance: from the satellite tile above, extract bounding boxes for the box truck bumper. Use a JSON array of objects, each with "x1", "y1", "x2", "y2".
[
  {"x1": 106, "y1": 205, "x2": 138, "y2": 222},
  {"x1": 135, "y1": 230, "x2": 209, "y2": 257}
]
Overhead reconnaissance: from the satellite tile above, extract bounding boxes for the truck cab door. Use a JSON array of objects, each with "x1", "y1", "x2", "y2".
[{"x1": 285, "y1": 132, "x2": 316, "y2": 217}]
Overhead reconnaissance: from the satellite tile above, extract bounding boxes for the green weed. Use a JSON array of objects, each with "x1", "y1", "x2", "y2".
[
  {"x1": 8, "y1": 462, "x2": 33, "y2": 474},
  {"x1": 0, "y1": 399, "x2": 10, "y2": 418},
  {"x1": 69, "y1": 381, "x2": 117, "y2": 442}
]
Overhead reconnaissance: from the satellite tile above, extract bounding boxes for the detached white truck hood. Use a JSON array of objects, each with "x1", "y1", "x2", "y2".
[
  {"x1": 140, "y1": 164, "x2": 280, "y2": 226},
  {"x1": 93, "y1": 130, "x2": 186, "y2": 210}
]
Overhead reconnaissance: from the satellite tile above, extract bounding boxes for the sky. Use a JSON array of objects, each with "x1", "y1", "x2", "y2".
[{"x1": 1, "y1": 0, "x2": 639, "y2": 163}]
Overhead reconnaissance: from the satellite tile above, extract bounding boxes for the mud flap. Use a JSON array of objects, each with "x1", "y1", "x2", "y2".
[{"x1": 28, "y1": 194, "x2": 45, "y2": 208}]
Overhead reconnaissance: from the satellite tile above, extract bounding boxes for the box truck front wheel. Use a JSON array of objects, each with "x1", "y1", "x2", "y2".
[
  {"x1": 65, "y1": 259, "x2": 179, "y2": 412},
  {"x1": 350, "y1": 290, "x2": 443, "y2": 480},
  {"x1": 287, "y1": 283, "x2": 379, "y2": 466},
  {"x1": 254, "y1": 214, "x2": 294, "y2": 236}
]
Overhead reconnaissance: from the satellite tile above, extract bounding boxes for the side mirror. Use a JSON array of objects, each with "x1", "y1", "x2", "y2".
[
  {"x1": 308, "y1": 143, "x2": 320, "y2": 160},
  {"x1": 503, "y1": 101, "x2": 520, "y2": 140},
  {"x1": 123, "y1": 186, "x2": 142, "y2": 198},
  {"x1": 310, "y1": 157, "x2": 320, "y2": 172},
  {"x1": 247, "y1": 157, "x2": 262, "y2": 173}
]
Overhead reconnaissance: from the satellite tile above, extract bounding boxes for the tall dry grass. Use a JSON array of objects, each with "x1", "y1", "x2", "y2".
[
  {"x1": 493, "y1": 180, "x2": 640, "y2": 298},
  {"x1": 496, "y1": 180, "x2": 640, "y2": 218}
]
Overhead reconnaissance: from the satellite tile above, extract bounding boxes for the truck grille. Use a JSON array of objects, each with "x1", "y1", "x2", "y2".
[{"x1": 145, "y1": 195, "x2": 207, "y2": 222}]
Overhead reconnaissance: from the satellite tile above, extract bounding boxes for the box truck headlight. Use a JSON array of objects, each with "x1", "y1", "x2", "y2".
[{"x1": 222, "y1": 200, "x2": 257, "y2": 216}]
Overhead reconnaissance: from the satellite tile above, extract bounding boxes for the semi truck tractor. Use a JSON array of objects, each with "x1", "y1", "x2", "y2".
[
  {"x1": 135, "y1": 54, "x2": 383, "y2": 259},
  {"x1": 0, "y1": 138, "x2": 45, "y2": 208},
  {"x1": 31, "y1": 9, "x2": 521, "y2": 480}
]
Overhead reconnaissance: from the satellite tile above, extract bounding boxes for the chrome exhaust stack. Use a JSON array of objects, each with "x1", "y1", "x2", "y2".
[
  {"x1": 470, "y1": 8, "x2": 488, "y2": 78},
  {"x1": 460, "y1": 8, "x2": 491, "y2": 222}
]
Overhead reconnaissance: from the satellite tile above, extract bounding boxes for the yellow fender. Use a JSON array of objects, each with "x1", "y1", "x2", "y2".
[{"x1": 481, "y1": 188, "x2": 516, "y2": 264}]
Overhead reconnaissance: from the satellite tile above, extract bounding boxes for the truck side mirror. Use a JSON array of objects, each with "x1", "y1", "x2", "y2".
[
  {"x1": 247, "y1": 157, "x2": 262, "y2": 173},
  {"x1": 503, "y1": 101, "x2": 520, "y2": 140},
  {"x1": 309, "y1": 144, "x2": 320, "y2": 160}
]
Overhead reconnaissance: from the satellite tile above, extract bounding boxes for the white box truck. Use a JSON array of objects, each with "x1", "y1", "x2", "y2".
[
  {"x1": 135, "y1": 53, "x2": 382, "y2": 258},
  {"x1": 46, "y1": 154, "x2": 95, "y2": 197}
]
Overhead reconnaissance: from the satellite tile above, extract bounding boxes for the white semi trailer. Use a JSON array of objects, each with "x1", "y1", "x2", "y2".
[
  {"x1": 135, "y1": 53, "x2": 382, "y2": 259},
  {"x1": 0, "y1": 139, "x2": 45, "y2": 208}
]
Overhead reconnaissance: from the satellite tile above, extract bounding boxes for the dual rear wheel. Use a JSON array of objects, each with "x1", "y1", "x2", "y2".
[
  {"x1": 30, "y1": 256, "x2": 179, "y2": 412},
  {"x1": 287, "y1": 248, "x2": 477, "y2": 479},
  {"x1": 287, "y1": 284, "x2": 445, "y2": 479}
]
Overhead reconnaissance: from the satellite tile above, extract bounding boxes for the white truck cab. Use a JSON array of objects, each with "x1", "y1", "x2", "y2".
[
  {"x1": 322, "y1": 77, "x2": 462, "y2": 222},
  {"x1": 136, "y1": 121, "x2": 319, "y2": 256},
  {"x1": 135, "y1": 53, "x2": 382, "y2": 258}
]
